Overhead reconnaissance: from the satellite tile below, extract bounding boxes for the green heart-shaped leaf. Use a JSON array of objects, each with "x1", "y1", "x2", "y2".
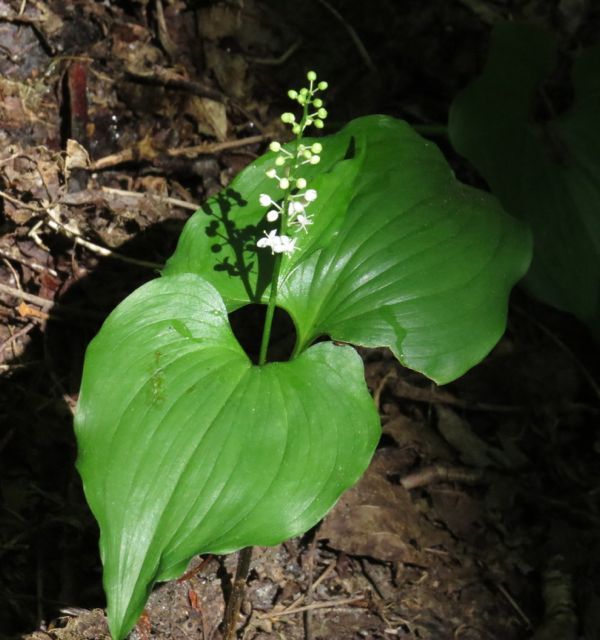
[
  {"x1": 165, "y1": 115, "x2": 531, "y2": 383},
  {"x1": 75, "y1": 274, "x2": 380, "y2": 639},
  {"x1": 449, "y1": 23, "x2": 600, "y2": 337}
]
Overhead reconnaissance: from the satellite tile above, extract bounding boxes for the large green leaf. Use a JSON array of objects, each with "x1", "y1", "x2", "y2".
[
  {"x1": 75, "y1": 274, "x2": 380, "y2": 639},
  {"x1": 449, "y1": 23, "x2": 600, "y2": 336},
  {"x1": 165, "y1": 115, "x2": 531, "y2": 383}
]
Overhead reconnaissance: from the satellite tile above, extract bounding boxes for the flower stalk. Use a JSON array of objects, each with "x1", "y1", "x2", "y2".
[{"x1": 257, "y1": 71, "x2": 328, "y2": 365}]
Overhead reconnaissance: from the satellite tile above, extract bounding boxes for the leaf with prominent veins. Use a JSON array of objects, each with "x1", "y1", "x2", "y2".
[{"x1": 75, "y1": 274, "x2": 380, "y2": 639}]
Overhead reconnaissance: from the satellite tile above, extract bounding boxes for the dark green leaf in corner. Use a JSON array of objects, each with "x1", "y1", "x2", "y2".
[
  {"x1": 449, "y1": 23, "x2": 600, "y2": 337},
  {"x1": 75, "y1": 274, "x2": 380, "y2": 639}
]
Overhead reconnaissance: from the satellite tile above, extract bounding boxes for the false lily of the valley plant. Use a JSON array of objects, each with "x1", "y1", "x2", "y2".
[{"x1": 75, "y1": 72, "x2": 532, "y2": 639}]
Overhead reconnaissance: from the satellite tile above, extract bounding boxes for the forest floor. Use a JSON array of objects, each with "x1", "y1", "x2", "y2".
[{"x1": 1, "y1": 1, "x2": 599, "y2": 639}]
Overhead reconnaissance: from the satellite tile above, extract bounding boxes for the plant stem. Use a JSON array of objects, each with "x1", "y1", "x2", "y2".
[
  {"x1": 258, "y1": 94, "x2": 311, "y2": 366},
  {"x1": 258, "y1": 251, "x2": 284, "y2": 365},
  {"x1": 222, "y1": 546, "x2": 253, "y2": 640}
]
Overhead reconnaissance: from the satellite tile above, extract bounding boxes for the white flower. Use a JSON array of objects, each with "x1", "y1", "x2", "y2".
[
  {"x1": 288, "y1": 201, "x2": 305, "y2": 217},
  {"x1": 294, "y1": 214, "x2": 313, "y2": 232},
  {"x1": 304, "y1": 189, "x2": 318, "y2": 202},
  {"x1": 257, "y1": 229, "x2": 278, "y2": 248},
  {"x1": 272, "y1": 235, "x2": 297, "y2": 255},
  {"x1": 259, "y1": 193, "x2": 272, "y2": 207},
  {"x1": 266, "y1": 209, "x2": 279, "y2": 222}
]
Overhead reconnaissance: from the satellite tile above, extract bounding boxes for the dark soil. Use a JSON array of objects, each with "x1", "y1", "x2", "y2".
[{"x1": 1, "y1": 1, "x2": 599, "y2": 639}]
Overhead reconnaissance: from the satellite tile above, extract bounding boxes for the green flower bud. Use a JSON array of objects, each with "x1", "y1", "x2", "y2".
[
  {"x1": 275, "y1": 156, "x2": 286, "y2": 166},
  {"x1": 317, "y1": 108, "x2": 328, "y2": 119},
  {"x1": 266, "y1": 168, "x2": 277, "y2": 178},
  {"x1": 305, "y1": 118, "x2": 313, "y2": 126},
  {"x1": 297, "y1": 95, "x2": 306, "y2": 106},
  {"x1": 307, "y1": 70, "x2": 317, "y2": 82},
  {"x1": 314, "y1": 119, "x2": 324, "y2": 129},
  {"x1": 296, "y1": 177, "x2": 307, "y2": 189},
  {"x1": 303, "y1": 149, "x2": 312, "y2": 159},
  {"x1": 312, "y1": 98, "x2": 323, "y2": 108},
  {"x1": 310, "y1": 142, "x2": 323, "y2": 154},
  {"x1": 279, "y1": 178, "x2": 290, "y2": 190},
  {"x1": 288, "y1": 89, "x2": 298, "y2": 100},
  {"x1": 292, "y1": 123, "x2": 301, "y2": 135},
  {"x1": 318, "y1": 81, "x2": 328, "y2": 91},
  {"x1": 269, "y1": 141, "x2": 281, "y2": 152},
  {"x1": 281, "y1": 112, "x2": 295, "y2": 123},
  {"x1": 299, "y1": 87, "x2": 308, "y2": 97},
  {"x1": 310, "y1": 155, "x2": 321, "y2": 164}
]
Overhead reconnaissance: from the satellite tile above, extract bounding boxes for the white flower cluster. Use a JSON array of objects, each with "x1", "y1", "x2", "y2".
[{"x1": 256, "y1": 70, "x2": 328, "y2": 256}]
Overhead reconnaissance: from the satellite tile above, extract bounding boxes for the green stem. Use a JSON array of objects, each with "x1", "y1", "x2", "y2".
[
  {"x1": 258, "y1": 252, "x2": 284, "y2": 365},
  {"x1": 257, "y1": 90, "x2": 311, "y2": 366}
]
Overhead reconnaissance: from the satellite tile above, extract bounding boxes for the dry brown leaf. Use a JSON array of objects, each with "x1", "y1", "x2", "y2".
[
  {"x1": 319, "y1": 451, "x2": 452, "y2": 565},
  {"x1": 185, "y1": 96, "x2": 228, "y2": 140}
]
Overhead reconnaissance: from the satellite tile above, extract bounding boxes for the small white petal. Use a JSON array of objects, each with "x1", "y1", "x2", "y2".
[
  {"x1": 295, "y1": 214, "x2": 313, "y2": 232},
  {"x1": 288, "y1": 201, "x2": 305, "y2": 216}
]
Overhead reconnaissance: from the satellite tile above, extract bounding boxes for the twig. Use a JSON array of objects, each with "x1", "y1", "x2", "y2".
[
  {"x1": 496, "y1": 582, "x2": 532, "y2": 629},
  {"x1": 167, "y1": 134, "x2": 266, "y2": 158},
  {"x1": 45, "y1": 216, "x2": 164, "y2": 269},
  {"x1": 123, "y1": 70, "x2": 225, "y2": 103},
  {"x1": 0, "y1": 247, "x2": 58, "y2": 276},
  {"x1": 258, "y1": 595, "x2": 366, "y2": 619},
  {"x1": 513, "y1": 304, "x2": 600, "y2": 403},
  {"x1": 373, "y1": 369, "x2": 395, "y2": 411},
  {"x1": 90, "y1": 134, "x2": 266, "y2": 170},
  {"x1": 0, "y1": 189, "x2": 164, "y2": 270},
  {"x1": 247, "y1": 39, "x2": 302, "y2": 65},
  {"x1": 154, "y1": 0, "x2": 178, "y2": 60},
  {"x1": 312, "y1": 560, "x2": 336, "y2": 591},
  {"x1": 100, "y1": 186, "x2": 199, "y2": 211},
  {"x1": 222, "y1": 547, "x2": 253, "y2": 640},
  {"x1": 0, "y1": 282, "x2": 103, "y2": 320},
  {"x1": 393, "y1": 377, "x2": 525, "y2": 413},
  {"x1": 303, "y1": 536, "x2": 318, "y2": 640},
  {"x1": 0, "y1": 321, "x2": 36, "y2": 357},
  {"x1": 315, "y1": 0, "x2": 376, "y2": 74},
  {"x1": 0, "y1": 282, "x2": 54, "y2": 310},
  {"x1": 400, "y1": 464, "x2": 484, "y2": 490}
]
